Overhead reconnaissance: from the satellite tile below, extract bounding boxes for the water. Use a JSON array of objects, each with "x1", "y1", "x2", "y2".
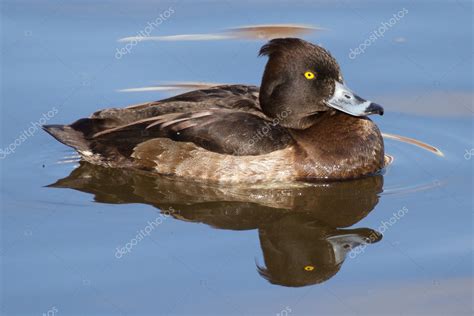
[{"x1": 1, "y1": 1, "x2": 473, "y2": 315}]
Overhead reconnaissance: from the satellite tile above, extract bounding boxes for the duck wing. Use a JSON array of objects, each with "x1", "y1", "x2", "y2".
[
  {"x1": 92, "y1": 108, "x2": 293, "y2": 156},
  {"x1": 43, "y1": 85, "x2": 293, "y2": 165},
  {"x1": 91, "y1": 84, "x2": 262, "y2": 126}
]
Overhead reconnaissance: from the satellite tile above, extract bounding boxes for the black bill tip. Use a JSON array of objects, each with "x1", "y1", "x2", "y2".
[{"x1": 366, "y1": 103, "x2": 384, "y2": 116}]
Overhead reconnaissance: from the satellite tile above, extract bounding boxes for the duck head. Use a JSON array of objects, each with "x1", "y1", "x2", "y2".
[
  {"x1": 259, "y1": 38, "x2": 384, "y2": 129},
  {"x1": 257, "y1": 213, "x2": 383, "y2": 287}
]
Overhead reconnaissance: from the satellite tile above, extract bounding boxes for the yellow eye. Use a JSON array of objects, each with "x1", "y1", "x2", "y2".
[
  {"x1": 304, "y1": 265, "x2": 315, "y2": 271},
  {"x1": 304, "y1": 71, "x2": 316, "y2": 80}
]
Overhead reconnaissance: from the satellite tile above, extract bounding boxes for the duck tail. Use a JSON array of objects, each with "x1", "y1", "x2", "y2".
[
  {"x1": 43, "y1": 118, "x2": 137, "y2": 166},
  {"x1": 42, "y1": 124, "x2": 91, "y2": 153},
  {"x1": 43, "y1": 117, "x2": 113, "y2": 152}
]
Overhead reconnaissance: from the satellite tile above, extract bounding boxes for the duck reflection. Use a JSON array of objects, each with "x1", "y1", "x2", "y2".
[
  {"x1": 258, "y1": 214, "x2": 381, "y2": 287},
  {"x1": 49, "y1": 162, "x2": 384, "y2": 287}
]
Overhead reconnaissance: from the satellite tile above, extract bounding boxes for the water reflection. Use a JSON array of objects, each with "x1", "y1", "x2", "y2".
[{"x1": 49, "y1": 162, "x2": 384, "y2": 287}]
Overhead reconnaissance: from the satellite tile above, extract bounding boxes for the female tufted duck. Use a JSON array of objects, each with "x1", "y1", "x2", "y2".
[{"x1": 43, "y1": 38, "x2": 385, "y2": 183}]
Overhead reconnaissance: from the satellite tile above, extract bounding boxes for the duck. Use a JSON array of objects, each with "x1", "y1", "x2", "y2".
[{"x1": 43, "y1": 38, "x2": 385, "y2": 183}]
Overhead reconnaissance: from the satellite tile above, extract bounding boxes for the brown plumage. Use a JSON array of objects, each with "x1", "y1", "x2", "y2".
[{"x1": 43, "y1": 38, "x2": 385, "y2": 183}]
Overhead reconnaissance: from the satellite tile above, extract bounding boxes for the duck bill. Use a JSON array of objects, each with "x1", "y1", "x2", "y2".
[
  {"x1": 325, "y1": 81, "x2": 384, "y2": 116},
  {"x1": 326, "y1": 228, "x2": 382, "y2": 264}
]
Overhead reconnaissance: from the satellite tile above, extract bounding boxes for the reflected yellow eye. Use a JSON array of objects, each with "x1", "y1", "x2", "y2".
[
  {"x1": 304, "y1": 71, "x2": 316, "y2": 80},
  {"x1": 304, "y1": 265, "x2": 315, "y2": 271}
]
